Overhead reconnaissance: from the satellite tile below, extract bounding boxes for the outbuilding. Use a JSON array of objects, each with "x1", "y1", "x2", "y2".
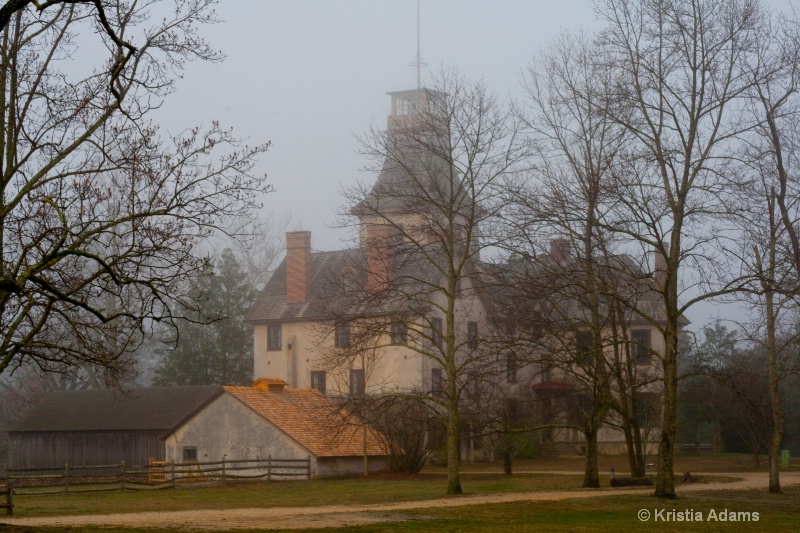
[
  {"x1": 162, "y1": 378, "x2": 390, "y2": 478},
  {"x1": 7, "y1": 385, "x2": 223, "y2": 469}
]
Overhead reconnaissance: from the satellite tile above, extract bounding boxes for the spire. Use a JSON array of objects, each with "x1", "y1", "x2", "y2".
[{"x1": 410, "y1": 0, "x2": 426, "y2": 90}]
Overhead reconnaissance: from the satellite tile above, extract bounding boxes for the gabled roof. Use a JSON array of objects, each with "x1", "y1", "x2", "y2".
[
  {"x1": 480, "y1": 251, "x2": 689, "y2": 328},
  {"x1": 245, "y1": 247, "x2": 486, "y2": 324},
  {"x1": 7, "y1": 385, "x2": 223, "y2": 433},
  {"x1": 245, "y1": 249, "x2": 360, "y2": 323},
  {"x1": 221, "y1": 384, "x2": 387, "y2": 458}
]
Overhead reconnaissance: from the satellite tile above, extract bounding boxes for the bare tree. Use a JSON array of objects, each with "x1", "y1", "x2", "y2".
[
  {"x1": 593, "y1": 0, "x2": 764, "y2": 498},
  {"x1": 323, "y1": 68, "x2": 527, "y2": 495},
  {"x1": 743, "y1": 7, "x2": 800, "y2": 494},
  {"x1": 0, "y1": 2, "x2": 269, "y2": 384},
  {"x1": 510, "y1": 32, "x2": 665, "y2": 487}
]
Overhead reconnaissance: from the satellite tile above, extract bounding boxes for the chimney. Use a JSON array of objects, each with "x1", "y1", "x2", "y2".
[
  {"x1": 654, "y1": 244, "x2": 669, "y2": 290},
  {"x1": 367, "y1": 225, "x2": 393, "y2": 293},
  {"x1": 549, "y1": 238, "x2": 570, "y2": 262},
  {"x1": 286, "y1": 231, "x2": 311, "y2": 304}
]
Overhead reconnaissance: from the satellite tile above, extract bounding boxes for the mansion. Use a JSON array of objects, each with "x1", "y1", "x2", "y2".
[{"x1": 246, "y1": 87, "x2": 671, "y2": 458}]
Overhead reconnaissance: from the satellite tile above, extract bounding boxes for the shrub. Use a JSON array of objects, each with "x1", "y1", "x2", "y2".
[{"x1": 610, "y1": 476, "x2": 653, "y2": 487}]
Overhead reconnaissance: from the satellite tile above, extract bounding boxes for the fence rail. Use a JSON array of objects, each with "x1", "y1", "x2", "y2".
[{"x1": 3, "y1": 456, "x2": 311, "y2": 495}]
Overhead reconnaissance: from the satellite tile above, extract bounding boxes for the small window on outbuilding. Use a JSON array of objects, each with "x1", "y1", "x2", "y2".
[{"x1": 183, "y1": 446, "x2": 198, "y2": 462}]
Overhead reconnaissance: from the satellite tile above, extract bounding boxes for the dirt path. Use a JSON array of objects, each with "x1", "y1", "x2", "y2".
[{"x1": 5, "y1": 472, "x2": 799, "y2": 531}]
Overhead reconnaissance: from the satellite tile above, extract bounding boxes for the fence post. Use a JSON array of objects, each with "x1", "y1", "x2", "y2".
[
  {"x1": 267, "y1": 455, "x2": 272, "y2": 482},
  {"x1": 307, "y1": 455, "x2": 312, "y2": 480},
  {"x1": 64, "y1": 463, "x2": 69, "y2": 493},
  {"x1": 120, "y1": 460, "x2": 126, "y2": 491},
  {"x1": 6, "y1": 480, "x2": 12, "y2": 516},
  {"x1": 221, "y1": 456, "x2": 226, "y2": 486},
  {"x1": 171, "y1": 460, "x2": 176, "y2": 490}
]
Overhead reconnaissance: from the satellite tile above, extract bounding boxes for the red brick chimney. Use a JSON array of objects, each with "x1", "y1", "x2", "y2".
[
  {"x1": 367, "y1": 225, "x2": 393, "y2": 293},
  {"x1": 654, "y1": 244, "x2": 669, "y2": 291},
  {"x1": 549, "y1": 238, "x2": 570, "y2": 262},
  {"x1": 286, "y1": 231, "x2": 311, "y2": 304}
]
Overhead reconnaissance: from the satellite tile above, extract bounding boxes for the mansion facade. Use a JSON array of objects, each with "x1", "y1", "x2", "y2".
[{"x1": 246, "y1": 87, "x2": 671, "y2": 458}]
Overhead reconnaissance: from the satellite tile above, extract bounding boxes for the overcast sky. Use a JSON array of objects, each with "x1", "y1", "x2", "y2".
[
  {"x1": 156, "y1": 1, "x2": 601, "y2": 245},
  {"x1": 153, "y1": 1, "x2": 798, "y2": 331}
]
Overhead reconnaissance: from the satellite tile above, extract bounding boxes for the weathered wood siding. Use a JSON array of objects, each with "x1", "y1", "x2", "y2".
[{"x1": 8, "y1": 430, "x2": 165, "y2": 469}]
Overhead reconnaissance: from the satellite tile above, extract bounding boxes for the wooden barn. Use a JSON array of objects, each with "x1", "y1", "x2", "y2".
[{"x1": 6, "y1": 385, "x2": 222, "y2": 469}]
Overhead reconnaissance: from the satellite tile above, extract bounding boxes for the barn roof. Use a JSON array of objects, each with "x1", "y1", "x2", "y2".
[
  {"x1": 7, "y1": 385, "x2": 223, "y2": 433},
  {"x1": 217, "y1": 383, "x2": 387, "y2": 458}
]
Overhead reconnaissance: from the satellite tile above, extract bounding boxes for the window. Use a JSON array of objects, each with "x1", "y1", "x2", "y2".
[
  {"x1": 466, "y1": 371, "x2": 479, "y2": 399},
  {"x1": 507, "y1": 399, "x2": 520, "y2": 423},
  {"x1": 575, "y1": 331, "x2": 594, "y2": 366},
  {"x1": 431, "y1": 317, "x2": 443, "y2": 348},
  {"x1": 335, "y1": 321, "x2": 350, "y2": 348},
  {"x1": 183, "y1": 447, "x2": 198, "y2": 462},
  {"x1": 267, "y1": 324, "x2": 282, "y2": 351},
  {"x1": 342, "y1": 271, "x2": 358, "y2": 292},
  {"x1": 631, "y1": 329, "x2": 652, "y2": 365},
  {"x1": 636, "y1": 392, "x2": 661, "y2": 427},
  {"x1": 506, "y1": 351, "x2": 517, "y2": 384},
  {"x1": 431, "y1": 368, "x2": 443, "y2": 394},
  {"x1": 467, "y1": 321, "x2": 478, "y2": 351},
  {"x1": 311, "y1": 371, "x2": 326, "y2": 394},
  {"x1": 393, "y1": 224, "x2": 405, "y2": 248},
  {"x1": 391, "y1": 321, "x2": 407, "y2": 345},
  {"x1": 350, "y1": 368, "x2": 365, "y2": 396}
]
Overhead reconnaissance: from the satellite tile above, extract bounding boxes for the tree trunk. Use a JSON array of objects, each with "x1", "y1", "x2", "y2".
[
  {"x1": 765, "y1": 280, "x2": 783, "y2": 494},
  {"x1": 655, "y1": 324, "x2": 678, "y2": 498},
  {"x1": 446, "y1": 390, "x2": 462, "y2": 495},
  {"x1": 583, "y1": 428, "x2": 600, "y2": 488},
  {"x1": 503, "y1": 445, "x2": 513, "y2": 476},
  {"x1": 631, "y1": 423, "x2": 646, "y2": 478}
]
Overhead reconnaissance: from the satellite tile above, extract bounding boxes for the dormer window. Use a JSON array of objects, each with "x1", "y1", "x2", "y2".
[{"x1": 343, "y1": 270, "x2": 358, "y2": 292}]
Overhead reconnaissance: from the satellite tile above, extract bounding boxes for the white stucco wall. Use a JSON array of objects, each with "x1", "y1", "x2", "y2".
[
  {"x1": 164, "y1": 392, "x2": 317, "y2": 475},
  {"x1": 251, "y1": 272, "x2": 491, "y2": 397},
  {"x1": 164, "y1": 392, "x2": 390, "y2": 478}
]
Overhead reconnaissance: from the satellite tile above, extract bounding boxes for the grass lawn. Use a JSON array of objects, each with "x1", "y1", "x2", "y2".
[
  {"x1": 0, "y1": 454, "x2": 795, "y2": 532},
  {"x1": 1, "y1": 486, "x2": 797, "y2": 533},
  {"x1": 318, "y1": 486, "x2": 800, "y2": 533},
  {"x1": 7, "y1": 472, "x2": 588, "y2": 517}
]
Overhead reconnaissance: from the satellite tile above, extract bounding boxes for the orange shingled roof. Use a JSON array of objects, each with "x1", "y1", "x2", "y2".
[{"x1": 224, "y1": 384, "x2": 387, "y2": 458}]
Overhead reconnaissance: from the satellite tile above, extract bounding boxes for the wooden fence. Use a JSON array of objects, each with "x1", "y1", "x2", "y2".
[
  {"x1": 3, "y1": 456, "x2": 312, "y2": 495},
  {"x1": 0, "y1": 482, "x2": 12, "y2": 515}
]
